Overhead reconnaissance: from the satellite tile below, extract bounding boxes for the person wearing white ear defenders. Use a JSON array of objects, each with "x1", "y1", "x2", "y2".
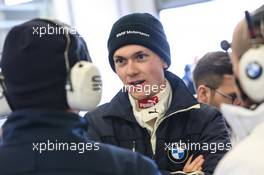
[
  {"x1": 214, "y1": 5, "x2": 264, "y2": 175},
  {"x1": 0, "y1": 19, "x2": 161, "y2": 175}
]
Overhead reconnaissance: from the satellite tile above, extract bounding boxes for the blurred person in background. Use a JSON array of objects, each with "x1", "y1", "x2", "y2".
[
  {"x1": 193, "y1": 51, "x2": 242, "y2": 110},
  {"x1": 182, "y1": 64, "x2": 196, "y2": 95}
]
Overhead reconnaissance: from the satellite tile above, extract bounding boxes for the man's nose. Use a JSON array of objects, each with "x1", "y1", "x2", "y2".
[{"x1": 126, "y1": 60, "x2": 139, "y2": 76}]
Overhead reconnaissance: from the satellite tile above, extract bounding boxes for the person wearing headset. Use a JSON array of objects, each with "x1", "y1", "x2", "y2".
[
  {"x1": 0, "y1": 19, "x2": 160, "y2": 175},
  {"x1": 214, "y1": 5, "x2": 264, "y2": 175},
  {"x1": 85, "y1": 13, "x2": 230, "y2": 175}
]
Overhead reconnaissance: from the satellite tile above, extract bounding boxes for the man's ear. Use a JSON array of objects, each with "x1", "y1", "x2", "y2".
[
  {"x1": 162, "y1": 61, "x2": 168, "y2": 69},
  {"x1": 196, "y1": 85, "x2": 210, "y2": 104}
]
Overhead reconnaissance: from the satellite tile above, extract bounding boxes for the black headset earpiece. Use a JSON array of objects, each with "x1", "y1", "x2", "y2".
[{"x1": 239, "y1": 11, "x2": 264, "y2": 103}]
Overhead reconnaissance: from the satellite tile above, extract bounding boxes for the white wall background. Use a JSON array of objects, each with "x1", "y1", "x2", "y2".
[
  {"x1": 70, "y1": 0, "x2": 121, "y2": 105},
  {"x1": 160, "y1": 0, "x2": 264, "y2": 77}
]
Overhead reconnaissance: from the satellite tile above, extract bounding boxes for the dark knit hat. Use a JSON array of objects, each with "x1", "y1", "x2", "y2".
[
  {"x1": 107, "y1": 13, "x2": 171, "y2": 72},
  {"x1": 0, "y1": 18, "x2": 90, "y2": 110}
]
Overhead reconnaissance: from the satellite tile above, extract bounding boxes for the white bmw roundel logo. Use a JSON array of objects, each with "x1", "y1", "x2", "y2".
[
  {"x1": 172, "y1": 146, "x2": 185, "y2": 159},
  {"x1": 167, "y1": 144, "x2": 188, "y2": 164}
]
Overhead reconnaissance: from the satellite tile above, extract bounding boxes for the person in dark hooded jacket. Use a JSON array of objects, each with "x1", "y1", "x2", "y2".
[{"x1": 0, "y1": 19, "x2": 160, "y2": 175}]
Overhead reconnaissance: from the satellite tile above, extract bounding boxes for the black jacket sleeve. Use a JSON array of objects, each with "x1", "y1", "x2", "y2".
[{"x1": 192, "y1": 105, "x2": 231, "y2": 175}]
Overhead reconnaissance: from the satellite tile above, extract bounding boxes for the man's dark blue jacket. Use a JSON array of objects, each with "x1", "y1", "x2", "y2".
[
  {"x1": 0, "y1": 109, "x2": 160, "y2": 175},
  {"x1": 85, "y1": 71, "x2": 231, "y2": 175}
]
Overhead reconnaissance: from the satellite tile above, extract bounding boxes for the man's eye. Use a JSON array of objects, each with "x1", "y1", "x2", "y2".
[
  {"x1": 136, "y1": 54, "x2": 146, "y2": 60},
  {"x1": 229, "y1": 94, "x2": 237, "y2": 99},
  {"x1": 114, "y1": 57, "x2": 127, "y2": 67},
  {"x1": 114, "y1": 58, "x2": 124, "y2": 64}
]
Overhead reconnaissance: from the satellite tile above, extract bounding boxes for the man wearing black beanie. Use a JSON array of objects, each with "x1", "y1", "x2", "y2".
[
  {"x1": 85, "y1": 13, "x2": 230, "y2": 175},
  {"x1": 0, "y1": 18, "x2": 160, "y2": 175}
]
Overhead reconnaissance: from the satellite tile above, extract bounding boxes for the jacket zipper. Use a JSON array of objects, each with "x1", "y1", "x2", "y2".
[
  {"x1": 159, "y1": 104, "x2": 200, "y2": 125},
  {"x1": 132, "y1": 140, "x2": 136, "y2": 152},
  {"x1": 151, "y1": 104, "x2": 200, "y2": 159}
]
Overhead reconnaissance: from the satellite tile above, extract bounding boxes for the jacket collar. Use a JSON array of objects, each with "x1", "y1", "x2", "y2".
[
  {"x1": 164, "y1": 71, "x2": 198, "y2": 115},
  {"x1": 104, "y1": 71, "x2": 198, "y2": 122},
  {"x1": 2, "y1": 109, "x2": 87, "y2": 143}
]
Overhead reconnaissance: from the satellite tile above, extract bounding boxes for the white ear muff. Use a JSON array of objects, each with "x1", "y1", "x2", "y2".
[
  {"x1": 239, "y1": 45, "x2": 264, "y2": 102},
  {"x1": 66, "y1": 60, "x2": 102, "y2": 111}
]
